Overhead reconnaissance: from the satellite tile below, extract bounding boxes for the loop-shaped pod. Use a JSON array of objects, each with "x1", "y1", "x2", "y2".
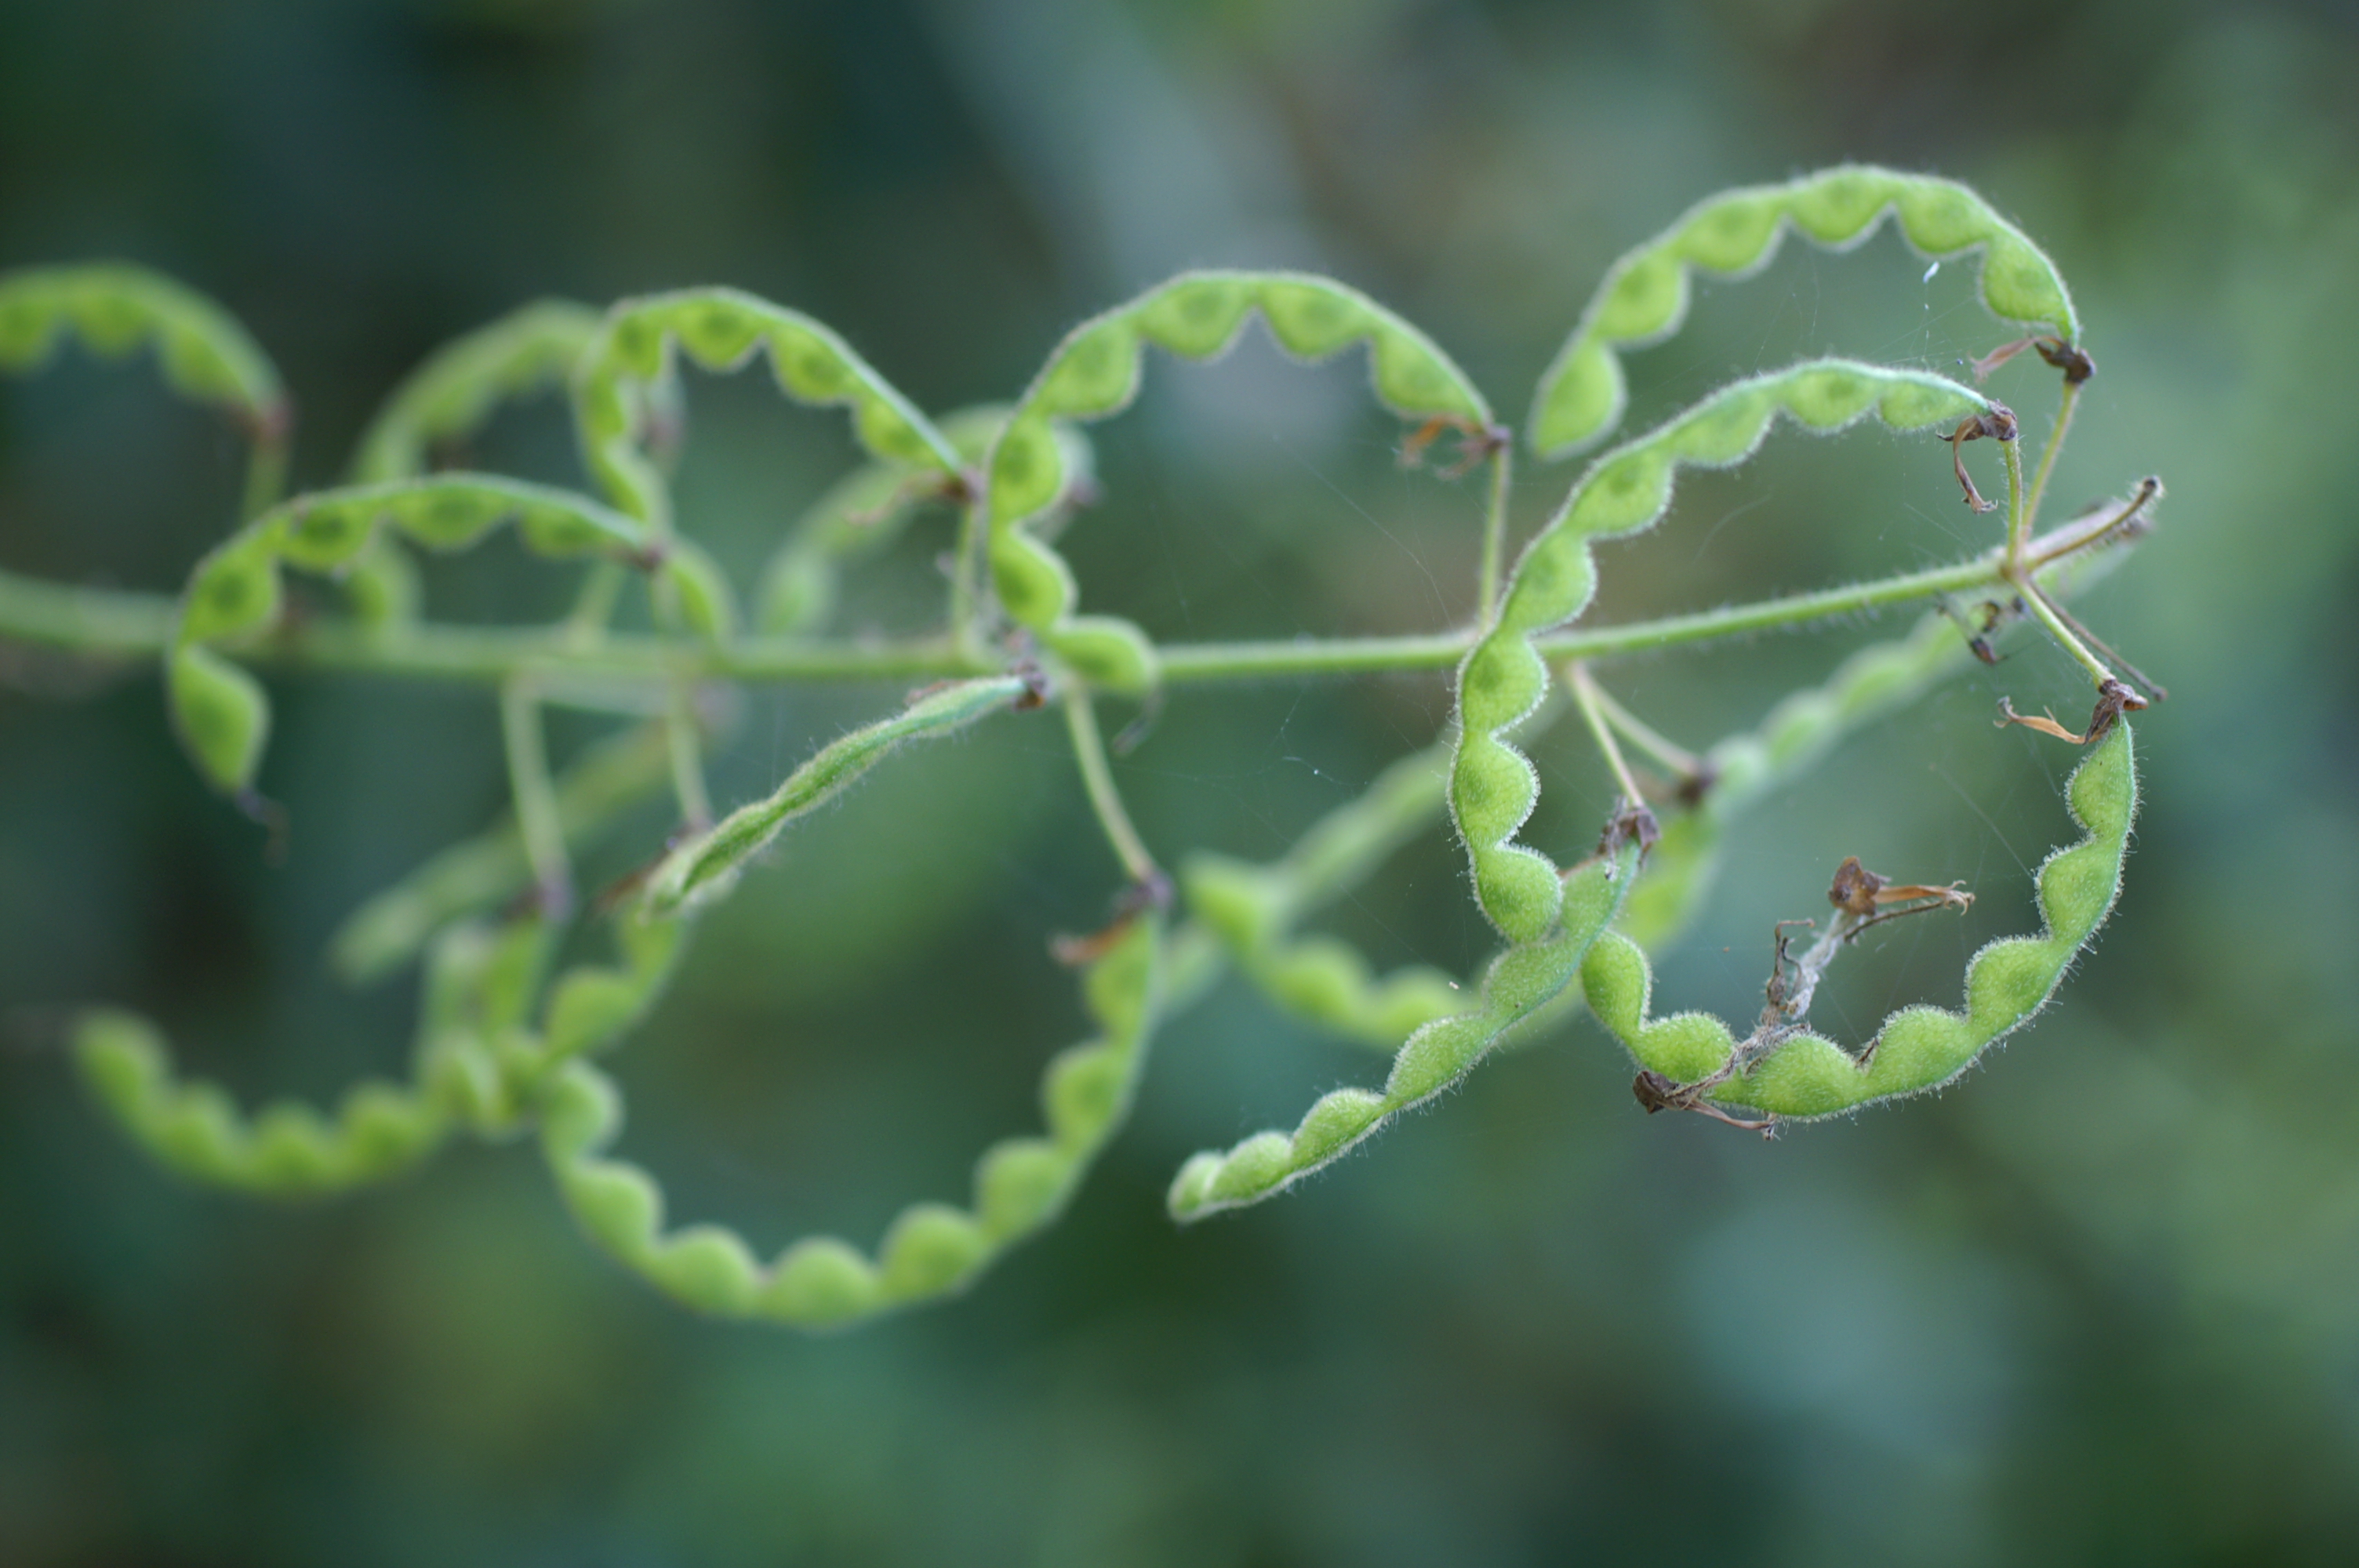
[
  {"x1": 570, "y1": 286, "x2": 963, "y2": 544},
  {"x1": 165, "y1": 475, "x2": 667, "y2": 796},
  {"x1": 755, "y1": 404, "x2": 1095, "y2": 637},
  {"x1": 541, "y1": 913, "x2": 1162, "y2": 1328},
  {"x1": 1582, "y1": 722, "x2": 2136, "y2": 1118},
  {"x1": 1452, "y1": 359, "x2": 1996, "y2": 942},
  {"x1": 981, "y1": 270, "x2": 1496, "y2": 695},
  {"x1": 1183, "y1": 740, "x2": 1464, "y2": 1050},
  {"x1": 1530, "y1": 165, "x2": 2081, "y2": 459},
  {"x1": 341, "y1": 299, "x2": 607, "y2": 626},
  {"x1": 1169, "y1": 844, "x2": 1637, "y2": 1220},
  {"x1": 0, "y1": 262, "x2": 287, "y2": 437},
  {"x1": 64, "y1": 909, "x2": 552, "y2": 1200}
]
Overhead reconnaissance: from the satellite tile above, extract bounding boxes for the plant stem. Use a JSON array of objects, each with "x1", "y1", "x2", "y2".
[
  {"x1": 1063, "y1": 685, "x2": 1160, "y2": 887},
  {"x1": 2004, "y1": 433, "x2": 2029, "y2": 568},
  {"x1": 1575, "y1": 674, "x2": 1700, "y2": 779},
  {"x1": 1478, "y1": 445, "x2": 1510, "y2": 630},
  {"x1": 499, "y1": 677, "x2": 572, "y2": 911},
  {"x1": 1568, "y1": 661, "x2": 1646, "y2": 805},
  {"x1": 2021, "y1": 379, "x2": 2078, "y2": 541}
]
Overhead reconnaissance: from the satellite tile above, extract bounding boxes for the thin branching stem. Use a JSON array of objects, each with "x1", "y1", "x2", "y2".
[
  {"x1": 1568, "y1": 661, "x2": 1647, "y2": 806},
  {"x1": 1478, "y1": 444, "x2": 1512, "y2": 630},
  {"x1": 499, "y1": 677, "x2": 572, "y2": 911},
  {"x1": 1063, "y1": 684, "x2": 1160, "y2": 887},
  {"x1": 2021, "y1": 379, "x2": 2078, "y2": 541},
  {"x1": 2014, "y1": 573, "x2": 2120, "y2": 689},
  {"x1": 1576, "y1": 673, "x2": 1700, "y2": 779},
  {"x1": 2004, "y1": 434, "x2": 2030, "y2": 567}
]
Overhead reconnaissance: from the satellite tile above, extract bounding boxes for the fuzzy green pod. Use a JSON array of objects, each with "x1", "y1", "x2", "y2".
[
  {"x1": 1452, "y1": 359, "x2": 1993, "y2": 942},
  {"x1": 1531, "y1": 165, "x2": 2081, "y2": 459},
  {"x1": 1584, "y1": 724, "x2": 2135, "y2": 1118},
  {"x1": 352, "y1": 299, "x2": 602, "y2": 483},
  {"x1": 981, "y1": 270, "x2": 1495, "y2": 691},
  {"x1": 1183, "y1": 740, "x2": 1464, "y2": 1050},
  {"x1": 541, "y1": 913, "x2": 1161, "y2": 1328},
  {"x1": 571, "y1": 287, "x2": 961, "y2": 538},
  {"x1": 0, "y1": 263, "x2": 286, "y2": 436},
  {"x1": 646, "y1": 675, "x2": 1036, "y2": 915},
  {"x1": 165, "y1": 476, "x2": 652, "y2": 794},
  {"x1": 1169, "y1": 844, "x2": 1635, "y2": 1220}
]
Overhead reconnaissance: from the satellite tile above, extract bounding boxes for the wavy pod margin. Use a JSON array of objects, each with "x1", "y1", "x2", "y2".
[
  {"x1": 542, "y1": 913, "x2": 1161, "y2": 1329},
  {"x1": 1530, "y1": 165, "x2": 2081, "y2": 459},
  {"x1": 1453, "y1": 358, "x2": 1994, "y2": 942},
  {"x1": 1583, "y1": 722, "x2": 2136, "y2": 1117},
  {"x1": 571, "y1": 286, "x2": 961, "y2": 542},
  {"x1": 166, "y1": 475, "x2": 659, "y2": 795},
  {"x1": 353, "y1": 299, "x2": 603, "y2": 484},
  {"x1": 645, "y1": 674, "x2": 1035, "y2": 915},
  {"x1": 0, "y1": 262, "x2": 286, "y2": 435},
  {"x1": 1169, "y1": 844, "x2": 1634, "y2": 1221},
  {"x1": 981, "y1": 270, "x2": 1494, "y2": 695}
]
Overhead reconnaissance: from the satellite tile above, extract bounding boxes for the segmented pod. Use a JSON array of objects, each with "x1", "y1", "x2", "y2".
[
  {"x1": 1169, "y1": 844, "x2": 1636, "y2": 1220},
  {"x1": 1183, "y1": 741, "x2": 1465, "y2": 1050},
  {"x1": 166, "y1": 475, "x2": 656, "y2": 795},
  {"x1": 754, "y1": 405, "x2": 1096, "y2": 637},
  {"x1": 1453, "y1": 358, "x2": 1995, "y2": 942},
  {"x1": 982, "y1": 270, "x2": 1495, "y2": 694},
  {"x1": 1583, "y1": 722, "x2": 2136, "y2": 1117},
  {"x1": 1530, "y1": 165, "x2": 2081, "y2": 459},
  {"x1": 353, "y1": 299, "x2": 603, "y2": 483},
  {"x1": 0, "y1": 263, "x2": 286, "y2": 435},
  {"x1": 646, "y1": 674, "x2": 1037, "y2": 915},
  {"x1": 571, "y1": 286, "x2": 962, "y2": 539},
  {"x1": 541, "y1": 913, "x2": 1161, "y2": 1328}
]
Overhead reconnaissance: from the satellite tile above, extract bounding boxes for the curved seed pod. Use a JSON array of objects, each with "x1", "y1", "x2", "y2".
[
  {"x1": 1531, "y1": 165, "x2": 2081, "y2": 459},
  {"x1": 1453, "y1": 359, "x2": 1995, "y2": 943},
  {"x1": 540, "y1": 913, "x2": 1161, "y2": 1328},
  {"x1": 571, "y1": 286, "x2": 961, "y2": 537},
  {"x1": 0, "y1": 263, "x2": 287, "y2": 437},
  {"x1": 982, "y1": 270, "x2": 1495, "y2": 692},
  {"x1": 1169, "y1": 844, "x2": 1636, "y2": 1220},
  {"x1": 1583, "y1": 723, "x2": 2135, "y2": 1118},
  {"x1": 754, "y1": 405, "x2": 1097, "y2": 637},
  {"x1": 1183, "y1": 742, "x2": 1463, "y2": 1050},
  {"x1": 352, "y1": 299, "x2": 603, "y2": 483},
  {"x1": 73, "y1": 1011, "x2": 448, "y2": 1198},
  {"x1": 330, "y1": 721, "x2": 677, "y2": 985},
  {"x1": 646, "y1": 675, "x2": 1035, "y2": 916},
  {"x1": 343, "y1": 300, "x2": 605, "y2": 629},
  {"x1": 166, "y1": 475, "x2": 652, "y2": 795}
]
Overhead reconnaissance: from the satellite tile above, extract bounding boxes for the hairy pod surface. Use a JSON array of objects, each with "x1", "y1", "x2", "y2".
[
  {"x1": 1452, "y1": 358, "x2": 1994, "y2": 942},
  {"x1": 1529, "y1": 165, "x2": 2080, "y2": 459},
  {"x1": 541, "y1": 914, "x2": 1161, "y2": 1328},
  {"x1": 1584, "y1": 723, "x2": 2136, "y2": 1116},
  {"x1": 1169, "y1": 844, "x2": 1637, "y2": 1220},
  {"x1": 571, "y1": 287, "x2": 961, "y2": 543},
  {"x1": 166, "y1": 476, "x2": 658, "y2": 794},
  {"x1": 982, "y1": 270, "x2": 1495, "y2": 695},
  {"x1": 0, "y1": 263, "x2": 287, "y2": 436}
]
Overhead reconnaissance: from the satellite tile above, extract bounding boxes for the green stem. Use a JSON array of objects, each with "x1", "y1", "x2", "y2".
[
  {"x1": 1575, "y1": 673, "x2": 1699, "y2": 779},
  {"x1": 0, "y1": 511, "x2": 2135, "y2": 693},
  {"x1": 2011, "y1": 573, "x2": 2117, "y2": 689},
  {"x1": 2004, "y1": 433, "x2": 2030, "y2": 568},
  {"x1": 1568, "y1": 662, "x2": 1645, "y2": 805},
  {"x1": 499, "y1": 678, "x2": 572, "y2": 910},
  {"x1": 2020, "y1": 379, "x2": 2078, "y2": 543},
  {"x1": 1063, "y1": 685, "x2": 1159, "y2": 887},
  {"x1": 1478, "y1": 444, "x2": 1511, "y2": 630}
]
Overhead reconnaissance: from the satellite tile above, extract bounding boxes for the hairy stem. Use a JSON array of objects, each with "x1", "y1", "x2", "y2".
[
  {"x1": 499, "y1": 678, "x2": 572, "y2": 911},
  {"x1": 1063, "y1": 686, "x2": 1160, "y2": 887},
  {"x1": 1478, "y1": 445, "x2": 1511, "y2": 630},
  {"x1": 2021, "y1": 379, "x2": 2078, "y2": 541},
  {"x1": 1568, "y1": 662, "x2": 1646, "y2": 805}
]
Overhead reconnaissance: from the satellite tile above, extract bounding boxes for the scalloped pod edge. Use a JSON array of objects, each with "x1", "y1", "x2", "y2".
[
  {"x1": 1530, "y1": 165, "x2": 2081, "y2": 460},
  {"x1": 981, "y1": 270, "x2": 1494, "y2": 695}
]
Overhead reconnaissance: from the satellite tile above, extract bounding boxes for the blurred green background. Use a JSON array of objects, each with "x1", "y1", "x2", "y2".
[{"x1": 4, "y1": 0, "x2": 2357, "y2": 1562}]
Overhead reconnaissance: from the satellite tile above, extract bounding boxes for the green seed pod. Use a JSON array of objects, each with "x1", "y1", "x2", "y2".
[
  {"x1": 165, "y1": 476, "x2": 652, "y2": 794},
  {"x1": 540, "y1": 913, "x2": 1161, "y2": 1328},
  {"x1": 982, "y1": 270, "x2": 1496, "y2": 693},
  {"x1": 646, "y1": 675, "x2": 1036, "y2": 915},
  {"x1": 571, "y1": 287, "x2": 961, "y2": 539},
  {"x1": 1583, "y1": 723, "x2": 2136, "y2": 1118},
  {"x1": 1169, "y1": 844, "x2": 1636, "y2": 1220},
  {"x1": 0, "y1": 263, "x2": 286, "y2": 435},
  {"x1": 1531, "y1": 165, "x2": 2081, "y2": 459},
  {"x1": 352, "y1": 300, "x2": 602, "y2": 484},
  {"x1": 1452, "y1": 359, "x2": 1993, "y2": 942}
]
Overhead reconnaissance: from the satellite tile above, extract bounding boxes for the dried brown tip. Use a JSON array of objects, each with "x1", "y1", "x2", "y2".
[
  {"x1": 1012, "y1": 662, "x2": 1052, "y2": 711},
  {"x1": 1049, "y1": 871, "x2": 1172, "y2": 967},
  {"x1": 1630, "y1": 1069, "x2": 1776, "y2": 1134},
  {"x1": 1950, "y1": 402, "x2": 2019, "y2": 511},
  {"x1": 1996, "y1": 678, "x2": 2143, "y2": 746},
  {"x1": 1971, "y1": 336, "x2": 2093, "y2": 387},
  {"x1": 1826, "y1": 855, "x2": 1972, "y2": 920},
  {"x1": 1596, "y1": 798, "x2": 1663, "y2": 866}
]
